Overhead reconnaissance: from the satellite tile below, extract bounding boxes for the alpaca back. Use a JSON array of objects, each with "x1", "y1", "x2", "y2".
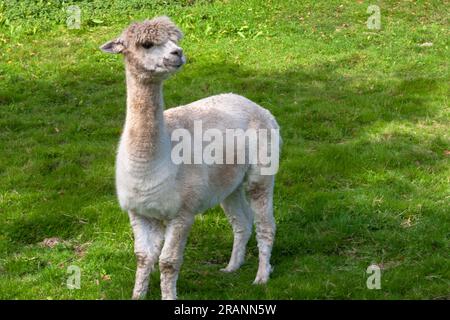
[{"x1": 164, "y1": 93, "x2": 280, "y2": 214}]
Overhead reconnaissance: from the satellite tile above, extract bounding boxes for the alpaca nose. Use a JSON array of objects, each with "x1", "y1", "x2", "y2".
[{"x1": 171, "y1": 48, "x2": 183, "y2": 57}]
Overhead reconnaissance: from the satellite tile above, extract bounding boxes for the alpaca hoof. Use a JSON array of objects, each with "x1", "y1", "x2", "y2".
[
  {"x1": 253, "y1": 265, "x2": 273, "y2": 284},
  {"x1": 132, "y1": 289, "x2": 148, "y2": 300},
  {"x1": 132, "y1": 294, "x2": 144, "y2": 300},
  {"x1": 220, "y1": 266, "x2": 237, "y2": 273},
  {"x1": 253, "y1": 275, "x2": 269, "y2": 285}
]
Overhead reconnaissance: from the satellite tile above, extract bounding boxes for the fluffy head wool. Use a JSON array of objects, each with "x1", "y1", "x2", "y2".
[{"x1": 123, "y1": 16, "x2": 183, "y2": 46}]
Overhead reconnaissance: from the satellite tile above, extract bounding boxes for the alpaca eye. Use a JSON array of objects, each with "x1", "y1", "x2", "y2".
[{"x1": 142, "y1": 42, "x2": 153, "y2": 49}]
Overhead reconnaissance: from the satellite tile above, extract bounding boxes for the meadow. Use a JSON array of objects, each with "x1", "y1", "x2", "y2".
[{"x1": 0, "y1": 0, "x2": 448, "y2": 299}]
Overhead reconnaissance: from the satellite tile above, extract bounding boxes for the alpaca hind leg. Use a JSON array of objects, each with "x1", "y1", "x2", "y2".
[
  {"x1": 220, "y1": 186, "x2": 253, "y2": 272},
  {"x1": 246, "y1": 173, "x2": 276, "y2": 284},
  {"x1": 129, "y1": 211, "x2": 165, "y2": 300}
]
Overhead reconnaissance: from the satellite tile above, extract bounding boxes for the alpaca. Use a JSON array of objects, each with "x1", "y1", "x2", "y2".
[{"x1": 100, "y1": 16, "x2": 280, "y2": 300}]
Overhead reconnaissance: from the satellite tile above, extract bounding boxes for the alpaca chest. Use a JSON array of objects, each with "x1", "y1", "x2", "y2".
[{"x1": 115, "y1": 161, "x2": 182, "y2": 220}]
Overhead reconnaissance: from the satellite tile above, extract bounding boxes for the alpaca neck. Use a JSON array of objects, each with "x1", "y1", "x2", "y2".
[{"x1": 123, "y1": 70, "x2": 170, "y2": 164}]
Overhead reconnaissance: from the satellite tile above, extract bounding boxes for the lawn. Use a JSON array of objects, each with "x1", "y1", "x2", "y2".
[{"x1": 0, "y1": 0, "x2": 448, "y2": 299}]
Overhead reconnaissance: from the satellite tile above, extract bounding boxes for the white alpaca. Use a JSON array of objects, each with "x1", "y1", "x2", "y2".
[{"x1": 100, "y1": 16, "x2": 280, "y2": 300}]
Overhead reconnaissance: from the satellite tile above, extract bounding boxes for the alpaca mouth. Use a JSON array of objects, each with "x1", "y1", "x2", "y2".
[
  {"x1": 163, "y1": 60, "x2": 182, "y2": 69},
  {"x1": 163, "y1": 56, "x2": 185, "y2": 69}
]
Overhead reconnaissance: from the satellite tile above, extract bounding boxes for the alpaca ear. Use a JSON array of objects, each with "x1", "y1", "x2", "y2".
[
  {"x1": 169, "y1": 28, "x2": 183, "y2": 43},
  {"x1": 100, "y1": 39, "x2": 125, "y2": 54}
]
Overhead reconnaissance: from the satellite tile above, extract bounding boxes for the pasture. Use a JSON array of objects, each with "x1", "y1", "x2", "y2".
[{"x1": 0, "y1": 0, "x2": 448, "y2": 299}]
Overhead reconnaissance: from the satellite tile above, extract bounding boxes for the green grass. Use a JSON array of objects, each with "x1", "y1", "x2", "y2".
[{"x1": 0, "y1": 0, "x2": 449, "y2": 299}]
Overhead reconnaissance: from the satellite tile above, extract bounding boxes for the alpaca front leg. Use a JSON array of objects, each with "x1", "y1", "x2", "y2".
[
  {"x1": 159, "y1": 214, "x2": 194, "y2": 300},
  {"x1": 129, "y1": 211, "x2": 165, "y2": 300}
]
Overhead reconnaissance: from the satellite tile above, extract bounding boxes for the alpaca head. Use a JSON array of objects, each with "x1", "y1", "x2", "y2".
[{"x1": 100, "y1": 16, "x2": 185, "y2": 81}]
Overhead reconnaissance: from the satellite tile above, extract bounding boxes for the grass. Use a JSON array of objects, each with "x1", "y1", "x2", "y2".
[{"x1": 0, "y1": 0, "x2": 449, "y2": 299}]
